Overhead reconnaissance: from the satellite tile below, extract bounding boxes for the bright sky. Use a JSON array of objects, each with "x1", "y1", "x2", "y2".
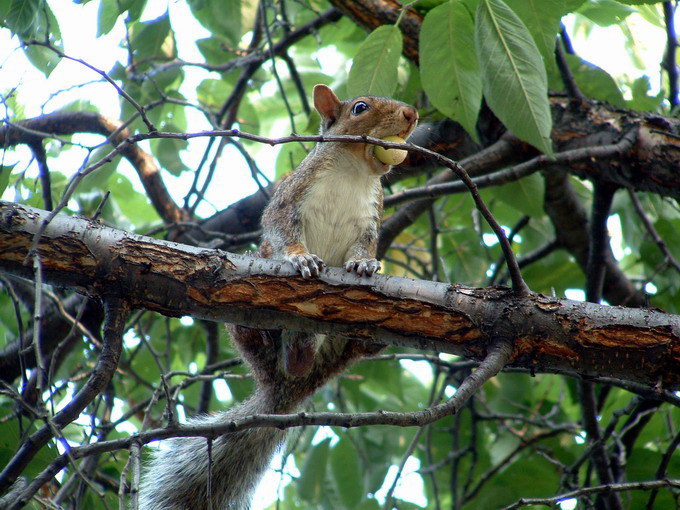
[{"x1": 0, "y1": 1, "x2": 674, "y2": 508}]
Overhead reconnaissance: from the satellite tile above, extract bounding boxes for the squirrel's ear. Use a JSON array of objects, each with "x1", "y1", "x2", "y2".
[{"x1": 313, "y1": 84, "x2": 342, "y2": 127}]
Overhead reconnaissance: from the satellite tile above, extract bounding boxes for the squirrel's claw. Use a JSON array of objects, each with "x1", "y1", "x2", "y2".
[
  {"x1": 288, "y1": 253, "x2": 324, "y2": 278},
  {"x1": 345, "y1": 258, "x2": 381, "y2": 276}
]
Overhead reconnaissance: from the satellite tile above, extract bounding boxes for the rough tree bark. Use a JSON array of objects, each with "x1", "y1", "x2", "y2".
[{"x1": 2, "y1": 201, "x2": 679, "y2": 391}]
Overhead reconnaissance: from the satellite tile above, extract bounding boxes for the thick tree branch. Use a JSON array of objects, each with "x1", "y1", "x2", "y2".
[{"x1": 1, "y1": 201, "x2": 679, "y2": 391}]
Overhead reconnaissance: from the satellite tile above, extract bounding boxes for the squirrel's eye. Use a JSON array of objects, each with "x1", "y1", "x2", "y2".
[{"x1": 352, "y1": 101, "x2": 369, "y2": 115}]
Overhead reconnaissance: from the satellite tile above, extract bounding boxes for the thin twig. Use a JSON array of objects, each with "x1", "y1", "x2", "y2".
[
  {"x1": 15, "y1": 340, "x2": 513, "y2": 507},
  {"x1": 628, "y1": 188, "x2": 680, "y2": 273},
  {"x1": 1, "y1": 297, "x2": 129, "y2": 501},
  {"x1": 503, "y1": 478, "x2": 680, "y2": 509},
  {"x1": 555, "y1": 36, "x2": 585, "y2": 101},
  {"x1": 662, "y1": 2, "x2": 679, "y2": 108},
  {"x1": 78, "y1": 129, "x2": 529, "y2": 294},
  {"x1": 22, "y1": 41, "x2": 156, "y2": 132}
]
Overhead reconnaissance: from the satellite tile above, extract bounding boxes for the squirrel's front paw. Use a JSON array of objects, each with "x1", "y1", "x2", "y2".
[
  {"x1": 288, "y1": 253, "x2": 325, "y2": 278},
  {"x1": 345, "y1": 258, "x2": 381, "y2": 276}
]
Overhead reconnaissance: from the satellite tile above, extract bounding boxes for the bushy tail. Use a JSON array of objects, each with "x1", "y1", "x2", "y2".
[
  {"x1": 139, "y1": 325, "x2": 379, "y2": 509},
  {"x1": 139, "y1": 393, "x2": 286, "y2": 510}
]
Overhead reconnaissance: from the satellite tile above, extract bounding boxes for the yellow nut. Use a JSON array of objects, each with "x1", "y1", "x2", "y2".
[{"x1": 374, "y1": 135, "x2": 407, "y2": 165}]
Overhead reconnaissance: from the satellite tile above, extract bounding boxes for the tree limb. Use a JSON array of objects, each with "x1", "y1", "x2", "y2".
[{"x1": 1, "y1": 201, "x2": 679, "y2": 391}]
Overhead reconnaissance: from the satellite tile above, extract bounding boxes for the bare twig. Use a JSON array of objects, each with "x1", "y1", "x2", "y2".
[
  {"x1": 385, "y1": 132, "x2": 637, "y2": 208},
  {"x1": 503, "y1": 478, "x2": 680, "y2": 509},
  {"x1": 22, "y1": 41, "x2": 156, "y2": 132},
  {"x1": 662, "y1": 2, "x2": 679, "y2": 108},
  {"x1": 1, "y1": 297, "x2": 129, "y2": 501},
  {"x1": 15, "y1": 340, "x2": 513, "y2": 506},
  {"x1": 628, "y1": 189, "x2": 680, "y2": 273}
]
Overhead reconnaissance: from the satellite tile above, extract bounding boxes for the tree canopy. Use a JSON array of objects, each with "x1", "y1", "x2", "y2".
[{"x1": 1, "y1": 0, "x2": 680, "y2": 509}]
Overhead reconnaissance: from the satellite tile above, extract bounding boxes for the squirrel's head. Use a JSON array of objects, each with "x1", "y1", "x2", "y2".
[{"x1": 313, "y1": 84, "x2": 418, "y2": 173}]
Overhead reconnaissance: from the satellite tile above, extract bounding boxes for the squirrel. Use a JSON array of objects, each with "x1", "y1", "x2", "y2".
[{"x1": 139, "y1": 84, "x2": 418, "y2": 510}]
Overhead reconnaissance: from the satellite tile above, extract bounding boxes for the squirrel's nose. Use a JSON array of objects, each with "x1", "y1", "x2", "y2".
[{"x1": 402, "y1": 107, "x2": 418, "y2": 125}]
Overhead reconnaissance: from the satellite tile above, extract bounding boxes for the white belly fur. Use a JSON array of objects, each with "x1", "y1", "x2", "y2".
[{"x1": 299, "y1": 166, "x2": 380, "y2": 267}]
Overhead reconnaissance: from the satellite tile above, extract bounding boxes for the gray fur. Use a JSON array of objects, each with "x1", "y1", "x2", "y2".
[
  {"x1": 138, "y1": 86, "x2": 418, "y2": 510},
  {"x1": 139, "y1": 394, "x2": 285, "y2": 510}
]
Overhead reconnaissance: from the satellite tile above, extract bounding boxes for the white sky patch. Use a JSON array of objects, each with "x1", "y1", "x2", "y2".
[
  {"x1": 112, "y1": 397, "x2": 139, "y2": 435},
  {"x1": 123, "y1": 329, "x2": 140, "y2": 348},
  {"x1": 607, "y1": 214, "x2": 625, "y2": 261},
  {"x1": 444, "y1": 384, "x2": 457, "y2": 398},
  {"x1": 180, "y1": 315, "x2": 194, "y2": 326},
  {"x1": 560, "y1": 498, "x2": 578, "y2": 510},
  {"x1": 374, "y1": 456, "x2": 427, "y2": 508},
  {"x1": 253, "y1": 451, "x2": 299, "y2": 510},
  {"x1": 311, "y1": 425, "x2": 340, "y2": 446},
  {"x1": 400, "y1": 359, "x2": 434, "y2": 388},
  {"x1": 213, "y1": 378, "x2": 233, "y2": 402},
  {"x1": 565, "y1": 289, "x2": 585, "y2": 302}
]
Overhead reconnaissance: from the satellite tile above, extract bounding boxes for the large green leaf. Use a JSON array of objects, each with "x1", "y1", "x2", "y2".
[
  {"x1": 493, "y1": 172, "x2": 544, "y2": 217},
  {"x1": 5, "y1": 0, "x2": 39, "y2": 35},
  {"x1": 23, "y1": 44, "x2": 61, "y2": 77},
  {"x1": 503, "y1": 0, "x2": 564, "y2": 73},
  {"x1": 420, "y1": 1, "x2": 481, "y2": 140},
  {"x1": 297, "y1": 437, "x2": 331, "y2": 503},
  {"x1": 578, "y1": 0, "x2": 634, "y2": 26},
  {"x1": 97, "y1": 0, "x2": 121, "y2": 36},
  {"x1": 187, "y1": 0, "x2": 244, "y2": 46},
  {"x1": 475, "y1": 0, "x2": 554, "y2": 156},
  {"x1": 559, "y1": 54, "x2": 625, "y2": 107},
  {"x1": 617, "y1": 0, "x2": 666, "y2": 4},
  {"x1": 130, "y1": 12, "x2": 175, "y2": 60},
  {"x1": 347, "y1": 25, "x2": 402, "y2": 97},
  {"x1": 330, "y1": 437, "x2": 364, "y2": 508}
]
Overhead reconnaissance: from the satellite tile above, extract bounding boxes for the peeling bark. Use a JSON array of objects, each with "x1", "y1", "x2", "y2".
[{"x1": 2, "y1": 201, "x2": 679, "y2": 389}]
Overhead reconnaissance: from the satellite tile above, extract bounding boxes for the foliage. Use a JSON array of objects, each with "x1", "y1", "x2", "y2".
[{"x1": 1, "y1": 0, "x2": 679, "y2": 509}]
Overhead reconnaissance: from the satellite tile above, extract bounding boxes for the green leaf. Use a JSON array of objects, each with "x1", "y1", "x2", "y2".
[
  {"x1": 297, "y1": 438, "x2": 331, "y2": 503},
  {"x1": 503, "y1": 0, "x2": 564, "y2": 73},
  {"x1": 475, "y1": 0, "x2": 554, "y2": 156},
  {"x1": 152, "y1": 136, "x2": 189, "y2": 176},
  {"x1": 0, "y1": 164, "x2": 14, "y2": 195},
  {"x1": 563, "y1": 54, "x2": 625, "y2": 107},
  {"x1": 275, "y1": 141, "x2": 309, "y2": 179},
  {"x1": 420, "y1": 1, "x2": 481, "y2": 140},
  {"x1": 493, "y1": 172, "x2": 544, "y2": 217},
  {"x1": 196, "y1": 37, "x2": 234, "y2": 66},
  {"x1": 613, "y1": 0, "x2": 662, "y2": 5},
  {"x1": 188, "y1": 0, "x2": 243, "y2": 46},
  {"x1": 23, "y1": 44, "x2": 61, "y2": 77},
  {"x1": 564, "y1": 0, "x2": 586, "y2": 11},
  {"x1": 97, "y1": 0, "x2": 121, "y2": 36},
  {"x1": 78, "y1": 146, "x2": 120, "y2": 192},
  {"x1": 330, "y1": 437, "x2": 364, "y2": 507},
  {"x1": 197, "y1": 78, "x2": 230, "y2": 109},
  {"x1": 627, "y1": 76, "x2": 664, "y2": 112},
  {"x1": 131, "y1": 12, "x2": 175, "y2": 60},
  {"x1": 347, "y1": 25, "x2": 402, "y2": 97},
  {"x1": 577, "y1": 0, "x2": 634, "y2": 26},
  {"x1": 5, "y1": 0, "x2": 39, "y2": 35}
]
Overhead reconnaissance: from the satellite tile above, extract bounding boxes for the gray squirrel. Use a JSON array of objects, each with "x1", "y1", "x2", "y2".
[{"x1": 139, "y1": 85, "x2": 418, "y2": 509}]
